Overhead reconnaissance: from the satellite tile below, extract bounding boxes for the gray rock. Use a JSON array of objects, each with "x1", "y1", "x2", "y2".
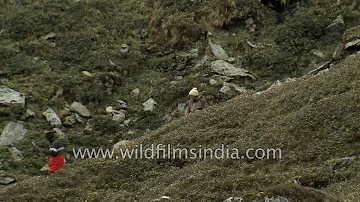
[
  {"x1": 170, "y1": 81, "x2": 178, "y2": 86},
  {"x1": 25, "y1": 109, "x2": 36, "y2": 118},
  {"x1": 209, "y1": 39, "x2": 229, "y2": 60},
  {"x1": 223, "y1": 197, "x2": 243, "y2": 202},
  {"x1": 124, "y1": 119, "x2": 131, "y2": 126},
  {"x1": 225, "y1": 82, "x2": 247, "y2": 93},
  {"x1": 211, "y1": 60, "x2": 252, "y2": 79},
  {"x1": 41, "y1": 32, "x2": 56, "y2": 40},
  {"x1": 43, "y1": 108, "x2": 62, "y2": 128},
  {"x1": 326, "y1": 15, "x2": 345, "y2": 30},
  {"x1": 183, "y1": 48, "x2": 199, "y2": 59},
  {"x1": 140, "y1": 29, "x2": 148, "y2": 40},
  {"x1": 117, "y1": 100, "x2": 127, "y2": 109},
  {"x1": 209, "y1": 79, "x2": 218, "y2": 85},
  {"x1": 220, "y1": 82, "x2": 246, "y2": 96},
  {"x1": 113, "y1": 140, "x2": 135, "y2": 151},
  {"x1": 70, "y1": 102, "x2": 91, "y2": 117},
  {"x1": 142, "y1": 98, "x2": 157, "y2": 112},
  {"x1": 63, "y1": 114, "x2": 78, "y2": 126},
  {"x1": 194, "y1": 55, "x2": 209, "y2": 69},
  {"x1": 0, "y1": 122, "x2": 27, "y2": 146},
  {"x1": 311, "y1": 49, "x2": 326, "y2": 59},
  {"x1": 132, "y1": 88, "x2": 140, "y2": 96},
  {"x1": 0, "y1": 86, "x2": 26, "y2": 108},
  {"x1": 344, "y1": 39, "x2": 360, "y2": 50},
  {"x1": 0, "y1": 175, "x2": 16, "y2": 185},
  {"x1": 40, "y1": 164, "x2": 48, "y2": 172},
  {"x1": 74, "y1": 113, "x2": 84, "y2": 123},
  {"x1": 112, "y1": 112, "x2": 126, "y2": 123},
  {"x1": 219, "y1": 85, "x2": 233, "y2": 95},
  {"x1": 53, "y1": 128, "x2": 65, "y2": 139},
  {"x1": 8, "y1": 146, "x2": 23, "y2": 161}
]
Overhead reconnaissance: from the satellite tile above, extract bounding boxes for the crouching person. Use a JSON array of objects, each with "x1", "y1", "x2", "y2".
[{"x1": 39, "y1": 132, "x2": 65, "y2": 172}]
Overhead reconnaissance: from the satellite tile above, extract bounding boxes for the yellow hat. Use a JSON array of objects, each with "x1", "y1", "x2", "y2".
[{"x1": 189, "y1": 88, "x2": 199, "y2": 96}]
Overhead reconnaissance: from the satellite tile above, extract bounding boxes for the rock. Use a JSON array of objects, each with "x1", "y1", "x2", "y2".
[
  {"x1": 209, "y1": 39, "x2": 229, "y2": 60},
  {"x1": 326, "y1": 15, "x2": 345, "y2": 30},
  {"x1": 223, "y1": 197, "x2": 243, "y2": 202},
  {"x1": 106, "y1": 106, "x2": 114, "y2": 113},
  {"x1": 211, "y1": 60, "x2": 253, "y2": 79},
  {"x1": 113, "y1": 140, "x2": 135, "y2": 151},
  {"x1": 82, "y1": 71, "x2": 93, "y2": 77},
  {"x1": 63, "y1": 114, "x2": 78, "y2": 126},
  {"x1": 311, "y1": 49, "x2": 326, "y2": 59},
  {"x1": 178, "y1": 102, "x2": 186, "y2": 111},
  {"x1": 112, "y1": 112, "x2": 126, "y2": 123},
  {"x1": 183, "y1": 48, "x2": 199, "y2": 59},
  {"x1": 70, "y1": 102, "x2": 91, "y2": 117},
  {"x1": 43, "y1": 108, "x2": 62, "y2": 128},
  {"x1": 220, "y1": 83, "x2": 246, "y2": 96},
  {"x1": 41, "y1": 32, "x2": 56, "y2": 40},
  {"x1": 194, "y1": 55, "x2": 209, "y2": 69},
  {"x1": 209, "y1": 79, "x2": 218, "y2": 85},
  {"x1": 8, "y1": 146, "x2": 23, "y2": 161},
  {"x1": 131, "y1": 88, "x2": 140, "y2": 96},
  {"x1": 127, "y1": 130, "x2": 135, "y2": 135},
  {"x1": 140, "y1": 29, "x2": 148, "y2": 40},
  {"x1": 225, "y1": 82, "x2": 247, "y2": 93},
  {"x1": 0, "y1": 175, "x2": 16, "y2": 185},
  {"x1": 53, "y1": 128, "x2": 65, "y2": 139},
  {"x1": 170, "y1": 81, "x2": 178, "y2": 86},
  {"x1": 117, "y1": 100, "x2": 127, "y2": 109},
  {"x1": 142, "y1": 98, "x2": 157, "y2": 112},
  {"x1": 25, "y1": 109, "x2": 36, "y2": 118},
  {"x1": 344, "y1": 39, "x2": 360, "y2": 50},
  {"x1": 326, "y1": 15, "x2": 345, "y2": 41},
  {"x1": 219, "y1": 85, "x2": 232, "y2": 95},
  {"x1": 0, "y1": 122, "x2": 27, "y2": 146},
  {"x1": 74, "y1": 113, "x2": 84, "y2": 123},
  {"x1": 40, "y1": 164, "x2": 48, "y2": 172},
  {"x1": 0, "y1": 86, "x2": 26, "y2": 108},
  {"x1": 123, "y1": 119, "x2": 131, "y2": 126}
]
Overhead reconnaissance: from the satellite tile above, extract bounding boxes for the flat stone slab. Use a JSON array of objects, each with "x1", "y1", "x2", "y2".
[{"x1": 0, "y1": 86, "x2": 25, "y2": 108}]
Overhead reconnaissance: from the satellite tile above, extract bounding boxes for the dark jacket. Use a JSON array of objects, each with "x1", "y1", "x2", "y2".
[
  {"x1": 43, "y1": 138, "x2": 65, "y2": 156},
  {"x1": 186, "y1": 96, "x2": 209, "y2": 114}
]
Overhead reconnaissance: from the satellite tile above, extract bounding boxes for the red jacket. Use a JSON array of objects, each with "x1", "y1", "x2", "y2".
[{"x1": 43, "y1": 138, "x2": 65, "y2": 172}]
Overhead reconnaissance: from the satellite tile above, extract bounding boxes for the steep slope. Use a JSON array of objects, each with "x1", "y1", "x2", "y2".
[{"x1": 1, "y1": 50, "x2": 360, "y2": 201}]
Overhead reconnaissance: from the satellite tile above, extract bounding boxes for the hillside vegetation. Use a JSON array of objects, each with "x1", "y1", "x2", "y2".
[{"x1": 1, "y1": 0, "x2": 360, "y2": 201}]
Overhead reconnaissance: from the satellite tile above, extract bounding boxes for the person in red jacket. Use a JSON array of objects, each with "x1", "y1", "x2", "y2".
[{"x1": 39, "y1": 132, "x2": 65, "y2": 172}]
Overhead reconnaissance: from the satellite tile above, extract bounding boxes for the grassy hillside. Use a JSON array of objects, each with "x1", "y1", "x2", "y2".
[
  {"x1": 1, "y1": 42, "x2": 360, "y2": 201},
  {"x1": 1, "y1": 0, "x2": 360, "y2": 201}
]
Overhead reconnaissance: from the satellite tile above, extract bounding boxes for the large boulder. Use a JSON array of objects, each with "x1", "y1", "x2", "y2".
[
  {"x1": 42, "y1": 108, "x2": 62, "y2": 128},
  {"x1": 0, "y1": 86, "x2": 25, "y2": 108},
  {"x1": 211, "y1": 60, "x2": 254, "y2": 79},
  {"x1": 0, "y1": 122, "x2": 27, "y2": 146},
  {"x1": 70, "y1": 102, "x2": 91, "y2": 117}
]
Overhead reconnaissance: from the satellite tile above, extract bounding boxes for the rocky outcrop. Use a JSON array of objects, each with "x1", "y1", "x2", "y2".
[{"x1": 0, "y1": 122, "x2": 27, "y2": 146}]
